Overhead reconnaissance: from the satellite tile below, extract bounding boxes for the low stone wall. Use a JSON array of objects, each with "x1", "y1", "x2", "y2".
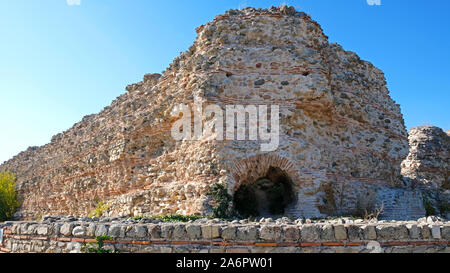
[{"x1": 1, "y1": 217, "x2": 449, "y2": 253}]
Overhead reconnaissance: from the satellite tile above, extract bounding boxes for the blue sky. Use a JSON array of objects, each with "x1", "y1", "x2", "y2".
[{"x1": 0, "y1": 0, "x2": 449, "y2": 163}]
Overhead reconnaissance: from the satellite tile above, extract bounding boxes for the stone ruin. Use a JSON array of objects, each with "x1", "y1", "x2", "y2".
[
  {"x1": 0, "y1": 6, "x2": 448, "y2": 220},
  {"x1": 402, "y1": 126, "x2": 449, "y2": 190}
]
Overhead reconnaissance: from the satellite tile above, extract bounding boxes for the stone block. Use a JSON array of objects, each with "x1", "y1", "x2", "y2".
[
  {"x1": 334, "y1": 225, "x2": 347, "y2": 241},
  {"x1": 94, "y1": 224, "x2": 108, "y2": 237},
  {"x1": 300, "y1": 225, "x2": 320, "y2": 242},
  {"x1": 72, "y1": 226, "x2": 86, "y2": 237},
  {"x1": 185, "y1": 224, "x2": 202, "y2": 240},
  {"x1": 284, "y1": 226, "x2": 300, "y2": 242},
  {"x1": 260, "y1": 225, "x2": 282, "y2": 241},
  {"x1": 201, "y1": 225, "x2": 221, "y2": 239},
  {"x1": 221, "y1": 226, "x2": 236, "y2": 241},
  {"x1": 126, "y1": 225, "x2": 147, "y2": 238},
  {"x1": 60, "y1": 223, "x2": 74, "y2": 236},
  {"x1": 236, "y1": 226, "x2": 258, "y2": 241},
  {"x1": 376, "y1": 225, "x2": 408, "y2": 240}
]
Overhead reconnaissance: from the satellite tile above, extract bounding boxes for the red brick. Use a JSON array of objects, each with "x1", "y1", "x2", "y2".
[
  {"x1": 408, "y1": 241, "x2": 433, "y2": 246},
  {"x1": 150, "y1": 241, "x2": 171, "y2": 245},
  {"x1": 170, "y1": 241, "x2": 189, "y2": 245},
  {"x1": 323, "y1": 242, "x2": 345, "y2": 246},
  {"x1": 277, "y1": 242, "x2": 299, "y2": 247},
  {"x1": 190, "y1": 241, "x2": 212, "y2": 245},
  {"x1": 235, "y1": 242, "x2": 254, "y2": 246},
  {"x1": 300, "y1": 242, "x2": 322, "y2": 247},
  {"x1": 71, "y1": 238, "x2": 85, "y2": 243},
  {"x1": 387, "y1": 241, "x2": 409, "y2": 246},
  {"x1": 346, "y1": 242, "x2": 364, "y2": 246},
  {"x1": 255, "y1": 242, "x2": 277, "y2": 247},
  {"x1": 57, "y1": 238, "x2": 71, "y2": 242},
  {"x1": 213, "y1": 241, "x2": 233, "y2": 246},
  {"x1": 132, "y1": 240, "x2": 151, "y2": 245},
  {"x1": 113, "y1": 240, "x2": 131, "y2": 244},
  {"x1": 226, "y1": 248, "x2": 250, "y2": 253}
]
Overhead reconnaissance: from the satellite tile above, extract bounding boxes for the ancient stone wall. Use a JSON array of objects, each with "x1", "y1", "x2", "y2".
[
  {"x1": 1, "y1": 217, "x2": 449, "y2": 253},
  {"x1": 0, "y1": 6, "x2": 416, "y2": 220},
  {"x1": 402, "y1": 126, "x2": 449, "y2": 190}
]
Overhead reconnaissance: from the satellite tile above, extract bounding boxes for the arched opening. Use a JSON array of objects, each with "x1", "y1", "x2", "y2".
[{"x1": 233, "y1": 166, "x2": 296, "y2": 218}]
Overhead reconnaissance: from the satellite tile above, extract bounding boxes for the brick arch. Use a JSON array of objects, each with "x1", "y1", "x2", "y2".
[{"x1": 229, "y1": 154, "x2": 299, "y2": 192}]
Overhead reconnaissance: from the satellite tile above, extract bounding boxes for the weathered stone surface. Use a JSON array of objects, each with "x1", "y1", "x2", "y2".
[
  {"x1": 60, "y1": 223, "x2": 74, "y2": 236},
  {"x1": 160, "y1": 225, "x2": 174, "y2": 239},
  {"x1": 260, "y1": 225, "x2": 282, "y2": 241},
  {"x1": 362, "y1": 225, "x2": 377, "y2": 240},
  {"x1": 201, "y1": 225, "x2": 220, "y2": 239},
  {"x1": 431, "y1": 225, "x2": 441, "y2": 239},
  {"x1": 221, "y1": 226, "x2": 236, "y2": 241},
  {"x1": 147, "y1": 224, "x2": 161, "y2": 239},
  {"x1": 300, "y1": 225, "x2": 320, "y2": 242},
  {"x1": 126, "y1": 225, "x2": 147, "y2": 238},
  {"x1": 334, "y1": 225, "x2": 347, "y2": 240},
  {"x1": 36, "y1": 225, "x2": 50, "y2": 236},
  {"x1": 376, "y1": 225, "x2": 408, "y2": 240},
  {"x1": 284, "y1": 226, "x2": 300, "y2": 242},
  {"x1": 442, "y1": 225, "x2": 450, "y2": 240},
  {"x1": 346, "y1": 225, "x2": 362, "y2": 241},
  {"x1": 406, "y1": 224, "x2": 420, "y2": 239},
  {"x1": 86, "y1": 223, "x2": 96, "y2": 237},
  {"x1": 236, "y1": 226, "x2": 259, "y2": 241},
  {"x1": 25, "y1": 224, "x2": 37, "y2": 235},
  {"x1": 95, "y1": 225, "x2": 108, "y2": 237},
  {"x1": 320, "y1": 225, "x2": 334, "y2": 241},
  {"x1": 402, "y1": 126, "x2": 450, "y2": 189},
  {"x1": 108, "y1": 225, "x2": 125, "y2": 238},
  {"x1": 72, "y1": 226, "x2": 86, "y2": 237},
  {"x1": 419, "y1": 224, "x2": 432, "y2": 239},
  {"x1": 185, "y1": 224, "x2": 202, "y2": 240},
  {"x1": 172, "y1": 224, "x2": 187, "y2": 240}
]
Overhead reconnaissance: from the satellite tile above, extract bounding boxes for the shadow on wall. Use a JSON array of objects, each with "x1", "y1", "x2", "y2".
[{"x1": 233, "y1": 166, "x2": 296, "y2": 218}]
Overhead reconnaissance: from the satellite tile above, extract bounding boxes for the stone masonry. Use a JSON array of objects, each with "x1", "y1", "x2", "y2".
[
  {"x1": 402, "y1": 126, "x2": 449, "y2": 190},
  {"x1": 0, "y1": 216, "x2": 449, "y2": 253},
  {"x1": 0, "y1": 6, "x2": 438, "y2": 220}
]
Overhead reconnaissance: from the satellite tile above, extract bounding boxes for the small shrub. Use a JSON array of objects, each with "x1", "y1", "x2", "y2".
[
  {"x1": 83, "y1": 235, "x2": 118, "y2": 253},
  {"x1": 352, "y1": 192, "x2": 384, "y2": 220},
  {"x1": 0, "y1": 171, "x2": 20, "y2": 221},
  {"x1": 363, "y1": 203, "x2": 384, "y2": 221},
  {"x1": 89, "y1": 201, "x2": 109, "y2": 218},
  {"x1": 208, "y1": 183, "x2": 234, "y2": 219}
]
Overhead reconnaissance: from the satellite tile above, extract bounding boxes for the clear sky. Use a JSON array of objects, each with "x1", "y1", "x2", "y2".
[{"x1": 0, "y1": 0, "x2": 449, "y2": 164}]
